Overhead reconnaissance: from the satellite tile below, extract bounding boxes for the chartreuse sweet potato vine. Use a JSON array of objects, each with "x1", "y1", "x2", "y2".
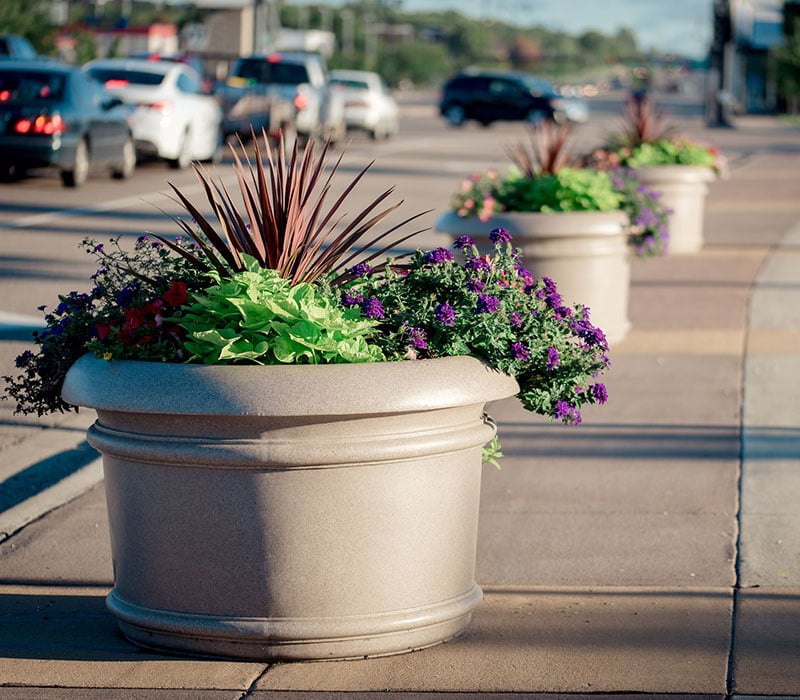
[{"x1": 179, "y1": 257, "x2": 384, "y2": 365}]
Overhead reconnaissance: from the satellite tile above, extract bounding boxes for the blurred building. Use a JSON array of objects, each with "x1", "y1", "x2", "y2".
[{"x1": 729, "y1": 0, "x2": 785, "y2": 113}]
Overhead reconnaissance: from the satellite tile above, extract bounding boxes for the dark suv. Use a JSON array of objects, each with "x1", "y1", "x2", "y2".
[{"x1": 439, "y1": 71, "x2": 564, "y2": 127}]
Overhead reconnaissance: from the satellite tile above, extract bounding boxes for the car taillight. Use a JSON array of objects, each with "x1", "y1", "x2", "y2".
[
  {"x1": 294, "y1": 93, "x2": 309, "y2": 110},
  {"x1": 142, "y1": 101, "x2": 173, "y2": 114},
  {"x1": 14, "y1": 114, "x2": 66, "y2": 135}
]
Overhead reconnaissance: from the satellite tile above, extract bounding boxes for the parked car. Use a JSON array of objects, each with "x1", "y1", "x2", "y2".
[
  {"x1": 0, "y1": 35, "x2": 37, "y2": 60},
  {"x1": 438, "y1": 71, "x2": 589, "y2": 127},
  {"x1": 222, "y1": 51, "x2": 345, "y2": 145},
  {"x1": 83, "y1": 58, "x2": 222, "y2": 168},
  {"x1": 329, "y1": 69, "x2": 399, "y2": 140},
  {"x1": 0, "y1": 59, "x2": 136, "y2": 187}
]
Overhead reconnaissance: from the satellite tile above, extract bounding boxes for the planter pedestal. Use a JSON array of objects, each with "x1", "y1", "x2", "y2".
[
  {"x1": 634, "y1": 165, "x2": 715, "y2": 255},
  {"x1": 62, "y1": 354, "x2": 518, "y2": 661},
  {"x1": 436, "y1": 210, "x2": 631, "y2": 345}
]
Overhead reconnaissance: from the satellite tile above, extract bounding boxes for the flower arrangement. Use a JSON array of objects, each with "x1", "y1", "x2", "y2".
[
  {"x1": 4, "y1": 132, "x2": 610, "y2": 429},
  {"x1": 450, "y1": 122, "x2": 623, "y2": 217},
  {"x1": 448, "y1": 122, "x2": 673, "y2": 257},
  {"x1": 605, "y1": 95, "x2": 728, "y2": 177}
]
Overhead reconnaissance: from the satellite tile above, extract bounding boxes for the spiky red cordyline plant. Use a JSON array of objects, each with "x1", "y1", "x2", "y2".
[
  {"x1": 154, "y1": 130, "x2": 428, "y2": 286},
  {"x1": 506, "y1": 121, "x2": 576, "y2": 178},
  {"x1": 611, "y1": 95, "x2": 676, "y2": 148}
]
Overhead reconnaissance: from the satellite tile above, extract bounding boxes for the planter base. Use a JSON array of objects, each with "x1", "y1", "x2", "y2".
[
  {"x1": 108, "y1": 585, "x2": 482, "y2": 661},
  {"x1": 62, "y1": 355, "x2": 519, "y2": 662}
]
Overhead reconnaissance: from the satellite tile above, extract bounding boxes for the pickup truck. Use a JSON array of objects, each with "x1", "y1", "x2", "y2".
[{"x1": 215, "y1": 51, "x2": 345, "y2": 147}]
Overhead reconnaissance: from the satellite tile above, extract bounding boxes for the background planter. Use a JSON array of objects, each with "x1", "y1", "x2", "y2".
[
  {"x1": 634, "y1": 165, "x2": 715, "y2": 255},
  {"x1": 62, "y1": 354, "x2": 518, "y2": 661},
  {"x1": 436, "y1": 210, "x2": 631, "y2": 344}
]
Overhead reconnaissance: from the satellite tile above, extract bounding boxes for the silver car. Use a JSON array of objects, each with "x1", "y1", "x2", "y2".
[{"x1": 329, "y1": 69, "x2": 399, "y2": 140}]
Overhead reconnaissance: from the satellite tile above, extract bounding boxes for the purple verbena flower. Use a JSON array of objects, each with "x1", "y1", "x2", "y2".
[
  {"x1": 454, "y1": 235, "x2": 475, "y2": 250},
  {"x1": 590, "y1": 383, "x2": 608, "y2": 404},
  {"x1": 341, "y1": 291, "x2": 364, "y2": 308},
  {"x1": 511, "y1": 342, "x2": 531, "y2": 361},
  {"x1": 546, "y1": 347, "x2": 560, "y2": 370},
  {"x1": 489, "y1": 227, "x2": 512, "y2": 244},
  {"x1": 553, "y1": 401, "x2": 582, "y2": 425},
  {"x1": 361, "y1": 297, "x2": 385, "y2": 319},
  {"x1": 351, "y1": 262, "x2": 373, "y2": 278},
  {"x1": 465, "y1": 257, "x2": 491, "y2": 274},
  {"x1": 476, "y1": 293, "x2": 500, "y2": 314},
  {"x1": 406, "y1": 326, "x2": 428, "y2": 349},
  {"x1": 466, "y1": 277, "x2": 485, "y2": 293},
  {"x1": 435, "y1": 302, "x2": 456, "y2": 326},
  {"x1": 423, "y1": 247, "x2": 454, "y2": 265}
]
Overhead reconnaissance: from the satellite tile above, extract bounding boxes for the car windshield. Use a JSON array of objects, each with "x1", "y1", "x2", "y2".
[
  {"x1": 235, "y1": 59, "x2": 309, "y2": 85},
  {"x1": 0, "y1": 71, "x2": 66, "y2": 103},
  {"x1": 85, "y1": 68, "x2": 165, "y2": 89}
]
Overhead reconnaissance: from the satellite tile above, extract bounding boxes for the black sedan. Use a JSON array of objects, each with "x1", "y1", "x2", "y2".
[{"x1": 0, "y1": 59, "x2": 136, "y2": 187}]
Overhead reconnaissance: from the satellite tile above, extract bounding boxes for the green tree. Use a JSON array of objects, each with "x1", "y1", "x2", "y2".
[{"x1": 0, "y1": 0, "x2": 55, "y2": 54}]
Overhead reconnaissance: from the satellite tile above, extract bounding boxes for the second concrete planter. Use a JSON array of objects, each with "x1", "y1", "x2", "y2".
[
  {"x1": 62, "y1": 354, "x2": 519, "y2": 661},
  {"x1": 634, "y1": 165, "x2": 715, "y2": 255},
  {"x1": 436, "y1": 210, "x2": 631, "y2": 345}
]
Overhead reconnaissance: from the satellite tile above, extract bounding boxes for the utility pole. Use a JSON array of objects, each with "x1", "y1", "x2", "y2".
[{"x1": 707, "y1": 0, "x2": 734, "y2": 127}]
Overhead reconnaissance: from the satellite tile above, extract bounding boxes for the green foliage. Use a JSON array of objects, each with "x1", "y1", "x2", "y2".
[
  {"x1": 374, "y1": 41, "x2": 453, "y2": 87},
  {"x1": 494, "y1": 167, "x2": 623, "y2": 213},
  {"x1": 0, "y1": 0, "x2": 55, "y2": 55},
  {"x1": 625, "y1": 139, "x2": 718, "y2": 169},
  {"x1": 179, "y1": 258, "x2": 384, "y2": 365},
  {"x1": 482, "y1": 434, "x2": 504, "y2": 469}
]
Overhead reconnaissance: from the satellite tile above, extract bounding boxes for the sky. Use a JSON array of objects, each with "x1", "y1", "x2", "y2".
[
  {"x1": 397, "y1": 0, "x2": 716, "y2": 58},
  {"x1": 278, "y1": 0, "x2": 716, "y2": 59}
]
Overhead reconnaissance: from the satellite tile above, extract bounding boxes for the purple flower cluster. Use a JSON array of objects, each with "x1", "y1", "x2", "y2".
[
  {"x1": 476, "y1": 293, "x2": 500, "y2": 314},
  {"x1": 350, "y1": 262, "x2": 373, "y2": 278},
  {"x1": 511, "y1": 342, "x2": 531, "y2": 361},
  {"x1": 489, "y1": 227, "x2": 512, "y2": 244},
  {"x1": 423, "y1": 247, "x2": 454, "y2": 265},
  {"x1": 361, "y1": 297, "x2": 385, "y2": 319},
  {"x1": 454, "y1": 235, "x2": 475, "y2": 250},
  {"x1": 546, "y1": 347, "x2": 560, "y2": 370},
  {"x1": 435, "y1": 302, "x2": 456, "y2": 326}
]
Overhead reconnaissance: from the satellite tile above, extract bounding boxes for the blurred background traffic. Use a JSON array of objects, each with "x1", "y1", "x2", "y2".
[{"x1": 0, "y1": 0, "x2": 796, "y2": 188}]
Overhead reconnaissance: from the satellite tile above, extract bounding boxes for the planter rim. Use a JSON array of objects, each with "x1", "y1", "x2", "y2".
[
  {"x1": 435, "y1": 210, "x2": 628, "y2": 239},
  {"x1": 62, "y1": 353, "x2": 519, "y2": 417},
  {"x1": 633, "y1": 164, "x2": 716, "y2": 183}
]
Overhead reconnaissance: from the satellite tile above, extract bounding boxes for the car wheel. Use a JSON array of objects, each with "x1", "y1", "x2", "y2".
[
  {"x1": 112, "y1": 136, "x2": 136, "y2": 179},
  {"x1": 169, "y1": 129, "x2": 192, "y2": 170},
  {"x1": 524, "y1": 109, "x2": 548, "y2": 125},
  {"x1": 61, "y1": 138, "x2": 89, "y2": 188},
  {"x1": 443, "y1": 104, "x2": 466, "y2": 127}
]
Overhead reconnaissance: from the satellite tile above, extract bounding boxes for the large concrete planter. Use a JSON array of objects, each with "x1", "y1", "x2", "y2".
[
  {"x1": 436, "y1": 209, "x2": 630, "y2": 344},
  {"x1": 62, "y1": 354, "x2": 518, "y2": 661},
  {"x1": 634, "y1": 165, "x2": 715, "y2": 255}
]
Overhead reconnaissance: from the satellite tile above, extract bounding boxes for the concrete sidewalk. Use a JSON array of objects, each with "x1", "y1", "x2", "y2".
[{"x1": 1, "y1": 120, "x2": 800, "y2": 697}]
